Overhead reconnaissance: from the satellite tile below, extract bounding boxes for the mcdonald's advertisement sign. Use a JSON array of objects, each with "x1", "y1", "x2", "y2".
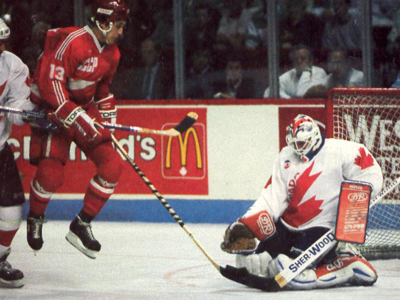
[{"x1": 8, "y1": 107, "x2": 208, "y2": 196}]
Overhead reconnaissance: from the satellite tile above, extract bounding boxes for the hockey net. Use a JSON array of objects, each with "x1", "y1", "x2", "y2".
[{"x1": 327, "y1": 88, "x2": 400, "y2": 260}]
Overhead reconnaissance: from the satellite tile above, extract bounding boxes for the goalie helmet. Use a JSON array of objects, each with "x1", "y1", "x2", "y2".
[
  {"x1": 286, "y1": 114, "x2": 323, "y2": 161},
  {"x1": 0, "y1": 18, "x2": 10, "y2": 41},
  {"x1": 92, "y1": 0, "x2": 130, "y2": 23}
]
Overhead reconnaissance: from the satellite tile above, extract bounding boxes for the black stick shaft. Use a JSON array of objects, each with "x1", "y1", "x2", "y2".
[{"x1": 111, "y1": 134, "x2": 220, "y2": 271}]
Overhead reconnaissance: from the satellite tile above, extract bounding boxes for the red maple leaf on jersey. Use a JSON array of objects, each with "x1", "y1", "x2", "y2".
[
  {"x1": 0, "y1": 80, "x2": 7, "y2": 97},
  {"x1": 354, "y1": 147, "x2": 374, "y2": 170},
  {"x1": 282, "y1": 161, "x2": 324, "y2": 227}
]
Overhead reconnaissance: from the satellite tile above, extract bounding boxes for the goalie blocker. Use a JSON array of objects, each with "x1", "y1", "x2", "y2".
[{"x1": 336, "y1": 180, "x2": 372, "y2": 244}]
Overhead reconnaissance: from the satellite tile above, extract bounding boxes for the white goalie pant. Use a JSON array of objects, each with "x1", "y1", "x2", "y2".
[{"x1": 236, "y1": 251, "x2": 377, "y2": 290}]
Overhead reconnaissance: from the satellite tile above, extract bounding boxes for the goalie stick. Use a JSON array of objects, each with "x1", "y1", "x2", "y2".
[
  {"x1": 0, "y1": 105, "x2": 198, "y2": 137},
  {"x1": 221, "y1": 176, "x2": 400, "y2": 291},
  {"x1": 110, "y1": 134, "x2": 282, "y2": 290}
]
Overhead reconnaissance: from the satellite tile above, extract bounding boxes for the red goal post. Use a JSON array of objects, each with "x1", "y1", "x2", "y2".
[{"x1": 326, "y1": 88, "x2": 400, "y2": 260}]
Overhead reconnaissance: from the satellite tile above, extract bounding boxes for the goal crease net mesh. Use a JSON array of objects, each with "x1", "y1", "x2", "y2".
[{"x1": 328, "y1": 88, "x2": 400, "y2": 260}]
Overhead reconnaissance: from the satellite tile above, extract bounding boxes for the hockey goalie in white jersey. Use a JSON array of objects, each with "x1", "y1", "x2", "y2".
[{"x1": 221, "y1": 114, "x2": 383, "y2": 290}]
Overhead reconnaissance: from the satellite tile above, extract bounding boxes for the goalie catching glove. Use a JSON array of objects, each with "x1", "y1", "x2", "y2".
[
  {"x1": 221, "y1": 210, "x2": 277, "y2": 254},
  {"x1": 221, "y1": 222, "x2": 257, "y2": 254},
  {"x1": 49, "y1": 101, "x2": 111, "y2": 147}
]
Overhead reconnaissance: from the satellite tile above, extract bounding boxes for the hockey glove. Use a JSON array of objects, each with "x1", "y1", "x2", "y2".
[
  {"x1": 49, "y1": 101, "x2": 111, "y2": 147},
  {"x1": 221, "y1": 222, "x2": 257, "y2": 254},
  {"x1": 96, "y1": 95, "x2": 117, "y2": 132}
]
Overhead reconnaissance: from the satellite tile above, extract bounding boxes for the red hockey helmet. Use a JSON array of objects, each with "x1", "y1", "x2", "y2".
[{"x1": 92, "y1": 0, "x2": 130, "y2": 23}]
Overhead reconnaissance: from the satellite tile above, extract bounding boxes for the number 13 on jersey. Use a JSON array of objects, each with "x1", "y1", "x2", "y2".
[{"x1": 50, "y1": 64, "x2": 65, "y2": 81}]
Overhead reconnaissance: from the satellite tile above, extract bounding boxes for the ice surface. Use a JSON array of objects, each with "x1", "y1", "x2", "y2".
[{"x1": 2, "y1": 221, "x2": 399, "y2": 300}]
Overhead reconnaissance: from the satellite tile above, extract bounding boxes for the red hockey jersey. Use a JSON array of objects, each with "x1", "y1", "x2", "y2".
[{"x1": 30, "y1": 25, "x2": 120, "y2": 109}]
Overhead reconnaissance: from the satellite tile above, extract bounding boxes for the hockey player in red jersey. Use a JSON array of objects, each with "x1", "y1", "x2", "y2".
[
  {"x1": 221, "y1": 114, "x2": 383, "y2": 289},
  {"x1": 27, "y1": 0, "x2": 130, "y2": 259}
]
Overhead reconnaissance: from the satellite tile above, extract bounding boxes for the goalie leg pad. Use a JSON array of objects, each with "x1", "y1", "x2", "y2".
[
  {"x1": 267, "y1": 254, "x2": 318, "y2": 290},
  {"x1": 266, "y1": 254, "x2": 377, "y2": 290},
  {"x1": 316, "y1": 256, "x2": 377, "y2": 288},
  {"x1": 235, "y1": 251, "x2": 273, "y2": 277}
]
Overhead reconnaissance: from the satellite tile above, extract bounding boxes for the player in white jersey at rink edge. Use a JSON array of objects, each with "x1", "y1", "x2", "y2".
[
  {"x1": 0, "y1": 18, "x2": 36, "y2": 288},
  {"x1": 221, "y1": 114, "x2": 383, "y2": 290}
]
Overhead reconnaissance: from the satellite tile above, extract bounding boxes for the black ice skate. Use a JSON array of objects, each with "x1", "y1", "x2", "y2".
[
  {"x1": 27, "y1": 212, "x2": 46, "y2": 253},
  {"x1": 0, "y1": 248, "x2": 24, "y2": 288},
  {"x1": 65, "y1": 215, "x2": 101, "y2": 259}
]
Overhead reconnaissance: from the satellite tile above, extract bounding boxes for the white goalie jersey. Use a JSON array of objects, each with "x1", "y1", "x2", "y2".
[
  {"x1": 0, "y1": 50, "x2": 35, "y2": 151},
  {"x1": 243, "y1": 138, "x2": 384, "y2": 232}
]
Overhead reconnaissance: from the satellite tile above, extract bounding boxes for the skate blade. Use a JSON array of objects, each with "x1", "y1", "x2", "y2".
[
  {"x1": 65, "y1": 231, "x2": 98, "y2": 259},
  {"x1": 0, "y1": 278, "x2": 24, "y2": 288}
]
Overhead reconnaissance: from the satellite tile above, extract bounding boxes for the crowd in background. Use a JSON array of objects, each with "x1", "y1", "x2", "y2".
[{"x1": 1, "y1": 0, "x2": 400, "y2": 100}]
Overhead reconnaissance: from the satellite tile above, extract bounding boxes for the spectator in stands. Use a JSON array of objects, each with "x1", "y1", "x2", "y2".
[
  {"x1": 185, "y1": 3, "x2": 219, "y2": 51},
  {"x1": 185, "y1": 47, "x2": 216, "y2": 99},
  {"x1": 21, "y1": 20, "x2": 51, "y2": 75},
  {"x1": 386, "y1": 9, "x2": 400, "y2": 57},
  {"x1": 322, "y1": 0, "x2": 362, "y2": 50},
  {"x1": 325, "y1": 48, "x2": 364, "y2": 88},
  {"x1": 214, "y1": 0, "x2": 249, "y2": 51},
  {"x1": 213, "y1": 54, "x2": 260, "y2": 99},
  {"x1": 264, "y1": 44, "x2": 328, "y2": 98},
  {"x1": 150, "y1": 0, "x2": 174, "y2": 47},
  {"x1": 371, "y1": 0, "x2": 400, "y2": 26},
  {"x1": 245, "y1": 0, "x2": 268, "y2": 49},
  {"x1": 280, "y1": 0, "x2": 324, "y2": 51},
  {"x1": 119, "y1": 0, "x2": 155, "y2": 54},
  {"x1": 391, "y1": 71, "x2": 400, "y2": 88},
  {"x1": 124, "y1": 38, "x2": 172, "y2": 99}
]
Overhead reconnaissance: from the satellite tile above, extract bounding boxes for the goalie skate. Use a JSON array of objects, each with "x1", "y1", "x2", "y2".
[
  {"x1": 65, "y1": 215, "x2": 101, "y2": 259},
  {"x1": 0, "y1": 249, "x2": 24, "y2": 288}
]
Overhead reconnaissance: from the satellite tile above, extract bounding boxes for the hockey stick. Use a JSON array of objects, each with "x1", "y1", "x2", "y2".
[
  {"x1": 0, "y1": 105, "x2": 46, "y2": 119},
  {"x1": 0, "y1": 105, "x2": 198, "y2": 137},
  {"x1": 111, "y1": 133, "x2": 220, "y2": 271},
  {"x1": 110, "y1": 134, "x2": 282, "y2": 290},
  {"x1": 221, "y1": 176, "x2": 400, "y2": 291},
  {"x1": 102, "y1": 111, "x2": 197, "y2": 137}
]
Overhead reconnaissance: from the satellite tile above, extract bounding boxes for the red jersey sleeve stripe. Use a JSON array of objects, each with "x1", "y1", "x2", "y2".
[
  {"x1": 52, "y1": 81, "x2": 67, "y2": 106},
  {"x1": 54, "y1": 28, "x2": 86, "y2": 61}
]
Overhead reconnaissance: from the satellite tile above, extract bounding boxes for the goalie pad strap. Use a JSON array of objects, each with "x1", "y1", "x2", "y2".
[{"x1": 239, "y1": 210, "x2": 276, "y2": 240}]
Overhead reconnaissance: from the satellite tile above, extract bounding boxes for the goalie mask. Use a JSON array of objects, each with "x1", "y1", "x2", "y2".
[
  {"x1": 286, "y1": 114, "x2": 324, "y2": 162},
  {"x1": 0, "y1": 18, "x2": 10, "y2": 54},
  {"x1": 91, "y1": 0, "x2": 129, "y2": 43}
]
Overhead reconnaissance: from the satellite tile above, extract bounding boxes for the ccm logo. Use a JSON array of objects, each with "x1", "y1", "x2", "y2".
[
  {"x1": 257, "y1": 213, "x2": 275, "y2": 236},
  {"x1": 348, "y1": 192, "x2": 368, "y2": 203}
]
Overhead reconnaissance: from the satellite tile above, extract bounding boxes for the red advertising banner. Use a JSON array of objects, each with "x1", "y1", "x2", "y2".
[{"x1": 8, "y1": 107, "x2": 208, "y2": 196}]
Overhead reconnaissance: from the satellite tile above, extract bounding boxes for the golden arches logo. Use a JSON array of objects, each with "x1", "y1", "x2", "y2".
[{"x1": 165, "y1": 127, "x2": 202, "y2": 169}]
